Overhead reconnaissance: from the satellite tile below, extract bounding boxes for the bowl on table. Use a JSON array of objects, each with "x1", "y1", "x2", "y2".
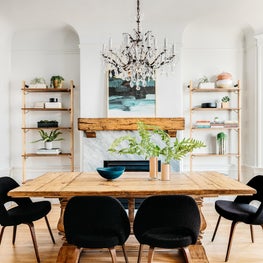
[{"x1": 96, "y1": 166, "x2": 125, "y2": 180}]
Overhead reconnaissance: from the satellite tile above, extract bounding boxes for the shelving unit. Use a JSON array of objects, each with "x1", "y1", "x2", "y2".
[
  {"x1": 21, "y1": 80, "x2": 75, "y2": 182},
  {"x1": 189, "y1": 80, "x2": 241, "y2": 181}
]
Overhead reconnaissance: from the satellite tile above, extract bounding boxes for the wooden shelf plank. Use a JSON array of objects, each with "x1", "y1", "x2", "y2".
[
  {"x1": 191, "y1": 153, "x2": 240, "y2": 157},
  {"x1": 191, "y1": 108, "x2": 240, "y2": 111},
  {"x1": 21, "y1": 107, "x2": 71, "y2": 111},
  {"x1": 22, "y1": 88, "x2": 71, "y2": 92},
  {"x1": 22, "y1": 127, "x2": 72, "y2": 130},
  {"x1": 190, "y1": 88, "x2": 239, "y2": 92},
  {"x1": 22, "y1": 153, "x2": 72, "y2": 157}
]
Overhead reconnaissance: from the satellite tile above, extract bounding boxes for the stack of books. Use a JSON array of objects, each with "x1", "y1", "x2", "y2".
[
  {"x1": 194, "y1": 120, "x2": 210, "y2": 128},
  {"x1": 224, "y1": 120, "x2": 238, "y2": 128},
  {"x1": 210, "y1": 122, "x2": 225, "y2": 128},
  {"x1": 36, "y1": 148, "x2": 62, "y2": 154}
]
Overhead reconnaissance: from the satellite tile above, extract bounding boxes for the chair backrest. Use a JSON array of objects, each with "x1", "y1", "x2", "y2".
[
  {"x1": 64, "y1": 196, "x2": 131, "y2": 244},
  {"x1": 234, "y1": 175, "x2": 263, "y2": 224},
  {"x1": 133, "y1": 195, "x2": 201, "y2": 244},
  {"x1": 0, "y1": 176, "x2": 32, "y2": 225}
]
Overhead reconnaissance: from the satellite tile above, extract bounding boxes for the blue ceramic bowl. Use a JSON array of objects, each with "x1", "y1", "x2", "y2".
[{"x1": 96, "y1": 166, "x2": 125, "y2": 180}]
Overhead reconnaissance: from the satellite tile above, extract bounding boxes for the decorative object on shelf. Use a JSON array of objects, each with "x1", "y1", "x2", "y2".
[
  {"x1": 50, "y1": 75, "x2": 64, "y2": 89},
  {"x1": 96, "y1": 166, "x2": 125, "y2": 180},
  {"x1": 201, "y1": 102, "x2": 217, "y2": 108},
  {"x1": 32, "y1": 129, "x2": 64, "y2": 150},
  {"x1": 108, "y1": 121, "x2": 205, "y2": 180},
  {"x1": 37, "y1": 120, "x2": 58, "y2": 128},
  {"x1": 216, "y1": 132, "x2": 226, "y2": 155},
  {"x1": 102, "y1": 0, "x2": 175, "y2": 90},
  {"x1": 216, "y1": 72, "x2": 233, "y2": 88},
  {"x1": 221, "y1": 96, "x2": 230, "y2": 108},
  {"x1": 29, "y1": 77, "x2": 47, "y2": 89},
  {"x1": 198, "y1": 76, "x2": 215, "y2": 89}
]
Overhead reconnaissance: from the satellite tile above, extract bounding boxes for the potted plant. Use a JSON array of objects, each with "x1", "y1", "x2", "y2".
[
  {"x1": 50, "y1": 75, "x2": 64, "y2": 89},
  {"x1": 29, "y1": 77, "x2": 47, "y2": 89},
  {"x1": 108, "y1": 121, "x2": 205, "y2": 180},
  {"x1": 32, "y1": 129, "x2": 63, "y2": 149},
  {"x1": 198, "y1": 76, "x2": 215, "y2": 89},
  {"x1": 221, "y1": 96, "x2": 230, "y2": 108}
]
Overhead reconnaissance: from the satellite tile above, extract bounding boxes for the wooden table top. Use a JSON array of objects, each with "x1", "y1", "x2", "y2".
[{"x1": 8, "y1": 171, "x2": 256, "y2": 198}]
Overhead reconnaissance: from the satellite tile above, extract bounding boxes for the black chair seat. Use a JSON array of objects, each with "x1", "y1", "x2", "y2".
[
  {"x1": 141, "y1": 226, "x2": 194, "y2": 248},
  {"x1": 62, "y1": 196, "x2": 130, "y2": 263},
  {"x1": 215, "y1": 200, "x2": 257, "y2": 223},
  {"x1": 0, "y1": 176, "x2": 55, "y2": 263},
  {"x1": 211, "y1": 175, "x2": 263, "y2": 261},
  {"x1": 8, "y1": 201, "x2": 51, "y2": 224}
]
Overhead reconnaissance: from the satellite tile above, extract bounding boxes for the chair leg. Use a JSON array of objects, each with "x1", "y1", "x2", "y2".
[
  {"x1": 148, "y1": 246, "x2": 155, "y2": 263},
  {"x1": 44, "y1": 215, "x2": 55, "y2": 244},
  {"x1": 211, "y1": 215, "x2": 221, "y2": 241},
  {"x1": 182, "y1": 247, "x2": 192, "y2": 263},
  {"x1": 12, "y1": 225, "x2": 17, "y2": 245},
  {"x1": 0, "y1": 226, "x2": 6, "y2": 244},
  {"x1": 137, "y1": 244, "x2": 143, "y2": 263},
  {"x1": 108, "y1": 247, "x2": 117, "y2": 263},
  {"x1": 250, "y1": 225, "x2": 254, "y2": 243},
  {"x1": 122, "y1": 244, "x2": 129, "y2": 263},
  {"x1": 27, "y1": 222, "x2": 40, "y2": 263},
  {"x1": 225, "y1": 221, "x2": 238, "y2": 262}
]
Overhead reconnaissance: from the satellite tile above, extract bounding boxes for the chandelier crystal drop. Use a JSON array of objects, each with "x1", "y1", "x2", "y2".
[{"x1": 102, "y1": 0, "x2": 176, "y2": 90}]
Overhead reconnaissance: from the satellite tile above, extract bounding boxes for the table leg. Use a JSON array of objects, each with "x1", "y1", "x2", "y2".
[
  {"x1": 128, "y1": 198, "x2": 135, "y2": 233},
  {"x1": 57, "y1": 198, "x2": 70, "y2": 235}
]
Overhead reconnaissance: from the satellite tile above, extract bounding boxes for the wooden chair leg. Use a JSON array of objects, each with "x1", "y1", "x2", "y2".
[
  {"x1": 225, "y1": 221, "x2": 238, "y2": 262},
  {"x1": 56, "y1": 243, "x2": 82, "y2": 263},
  {"x1": 148, "y1": 246, "x2": 155, "y2": 263},
  {"x1": 250, "y1": 225, "x2": 254, "y2": 243},
  {"x1": 27, "y1": 222, "x2": 40, "y2": 263},
  {"x1": 211, "y1": 215, "x2": 221, "y2": 241},
  {"x1": 12, "y1": 225, "x2": 17, "y2": 245},
  {"x1": 44, "y1": 215, "x2": 55, "y2": 244},
  {"x1": 182, "y1": 247, "x2": 192, "y2": 263},
  {"x1": 137, "y1": 244, "x2": 143, "y2": 263},
  {"x1": 0, "y1": 226, "x2": 6, "y2": 244},
  {"x1": 109, "y1": 247, "x2": 117, "y2": 263},
  {"x1": 122, "y1": 244, "x2": 129, "y2": 263}
]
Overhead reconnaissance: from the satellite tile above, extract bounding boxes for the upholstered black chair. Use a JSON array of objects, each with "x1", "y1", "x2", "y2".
[
  {"x1": 63, "y1": 196, "x2": 130, "y2": 263},
  {"x1": 0, "y1": 176, "x2": 55, "y2": 263},
  {"x1": 211, "y1": 175, "x2": 263, "y2": 262},
  {"x1": 133, "y1": 195, "x2": 200, "y2": 263}
]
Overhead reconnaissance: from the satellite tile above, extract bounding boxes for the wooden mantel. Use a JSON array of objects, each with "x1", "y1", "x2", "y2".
[{"x1": 78, "y1": 117, "x2": 185, "y2": 138}]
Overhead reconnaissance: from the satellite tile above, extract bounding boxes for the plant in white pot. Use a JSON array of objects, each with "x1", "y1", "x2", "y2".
[{"x1": 32, "y1": 129, "x2": 64, "y2": 149}]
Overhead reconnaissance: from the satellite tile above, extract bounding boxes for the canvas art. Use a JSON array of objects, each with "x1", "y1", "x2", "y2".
[{"x1": 107, "y1": 71, "x2": 156, "y2": 117}]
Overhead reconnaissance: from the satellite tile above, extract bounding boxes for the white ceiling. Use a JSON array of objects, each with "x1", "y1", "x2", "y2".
[{"x1": 1, "y1": 0, "x2": 263, "y2": 36}]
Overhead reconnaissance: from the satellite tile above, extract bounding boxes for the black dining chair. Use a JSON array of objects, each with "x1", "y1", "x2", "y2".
[
  {"x1": 133, "y1": 195, "x2": 200, "y2": 263},
  {"x1": 0, "y1": 176, "x2": 55, "y2": 263},
  {"x1": 211, "y1": 175, "x2": 263, "y2": 262},
  {"x1": 63, "y1": 196, "x2": 130, "y2": 263}
]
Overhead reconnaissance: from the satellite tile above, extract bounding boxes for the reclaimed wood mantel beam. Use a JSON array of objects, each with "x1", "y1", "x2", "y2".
[{"x1": 78, "y1": 117, "x2": 185, "y2": 138}]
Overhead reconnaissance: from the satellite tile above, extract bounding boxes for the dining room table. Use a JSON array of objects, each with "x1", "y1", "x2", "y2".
[{"x1": 8, "y1": 170, "x2": 256, "y2": 263}]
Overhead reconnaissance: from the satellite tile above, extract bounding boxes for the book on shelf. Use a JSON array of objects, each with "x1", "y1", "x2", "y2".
[
  {"x1": 36, "y1": 148, "x2": 62, "y2": 154},
  {"x1": 210, "y1": 122, "x2": 225, "y2": 128},
  {"x1": 194, "y1": 120, "x2": 211, "y2": 128}
]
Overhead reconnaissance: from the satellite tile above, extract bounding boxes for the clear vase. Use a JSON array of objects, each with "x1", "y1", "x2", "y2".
[
  {"x1": 217, "y1": 139, "x2": 225, "y2": 155},
  {"x1": 149, "y1": 157, "x2": 158, "y2": 180}
]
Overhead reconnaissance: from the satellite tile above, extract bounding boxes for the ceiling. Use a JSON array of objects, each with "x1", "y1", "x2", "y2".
[{"x1": 1, "y1": 0, "x2": 263, "y2": 36}]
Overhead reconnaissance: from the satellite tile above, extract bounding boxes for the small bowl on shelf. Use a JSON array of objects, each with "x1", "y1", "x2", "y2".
[{"x1": 96, "y1": 166, "x2": 125, "y2": 180}]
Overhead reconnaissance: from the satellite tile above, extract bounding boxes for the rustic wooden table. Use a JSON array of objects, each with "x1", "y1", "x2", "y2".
[{"x1": 9, "y1": 171, "x2": 255, "y2": 263}]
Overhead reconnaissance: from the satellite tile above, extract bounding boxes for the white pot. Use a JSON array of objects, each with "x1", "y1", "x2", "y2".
[
  {"x1": 216, "y1": 79, "x2": 233, "y2": 89},
  {"x1": 45, "y1": 141, "x2": 53, "y2": 150}
]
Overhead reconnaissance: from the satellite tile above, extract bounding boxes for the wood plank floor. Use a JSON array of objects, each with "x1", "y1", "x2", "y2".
[{"x1": 0, "y1": 202, "x2": 263, "y2": 263}]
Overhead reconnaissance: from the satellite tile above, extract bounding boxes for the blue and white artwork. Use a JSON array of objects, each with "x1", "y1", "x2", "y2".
[{"x1": 107, "y1": 72, "x2": 156, "y2": 117}]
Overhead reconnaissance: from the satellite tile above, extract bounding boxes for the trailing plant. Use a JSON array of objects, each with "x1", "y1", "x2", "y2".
[
  {"x1": 217, "y1": 132, "x2": 227, "y2": 142},
  {"x1": 32, "y1": 129, "x2": 64, "y2": 143},
  {"x1": 108, "y1": 121, "x2": 206, "y2": 163}
]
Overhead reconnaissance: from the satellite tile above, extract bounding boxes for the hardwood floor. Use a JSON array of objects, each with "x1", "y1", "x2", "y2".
[{"x1": 0, "y1": 202, "x2": 263, "y2": 263}]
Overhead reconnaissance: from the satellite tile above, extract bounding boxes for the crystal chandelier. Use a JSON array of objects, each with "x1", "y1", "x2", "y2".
[{"x1": 102, "y1": 0, "x2": 176, "y2": 90}]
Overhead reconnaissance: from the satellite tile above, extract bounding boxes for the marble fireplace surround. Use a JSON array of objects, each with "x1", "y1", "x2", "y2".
[{"x1": 78, "y1": 117, "x2": 185, "y2": 171}]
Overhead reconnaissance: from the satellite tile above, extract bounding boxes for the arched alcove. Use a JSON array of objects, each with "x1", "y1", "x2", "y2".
[{"x1": 10, "y1": 24, "x2": 80, "y2": 182}]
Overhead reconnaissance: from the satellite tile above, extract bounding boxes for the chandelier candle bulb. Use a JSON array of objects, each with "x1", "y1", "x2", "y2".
[{"x1": 109, "y1": 37, "x2": 112, "y2": 50}]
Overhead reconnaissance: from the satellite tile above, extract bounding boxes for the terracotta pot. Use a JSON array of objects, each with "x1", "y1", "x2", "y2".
[
  {"x1": 161, "y1": 163, "x2": 170, "y2": 181},
  {"x1": 217, "y1": 72, "x2": 232, "y2": 80}
]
